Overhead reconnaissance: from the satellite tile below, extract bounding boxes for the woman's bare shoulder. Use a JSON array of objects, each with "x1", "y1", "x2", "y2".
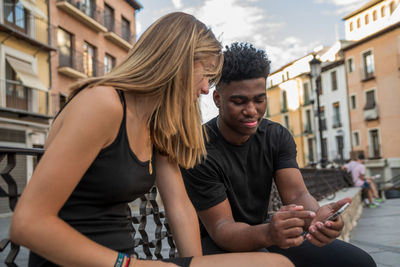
[{"x1": 47, "y1": 86, "x2": 124, "y2": 148}]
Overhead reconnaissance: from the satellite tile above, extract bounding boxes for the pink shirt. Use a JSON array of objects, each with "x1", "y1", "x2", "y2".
[{"x1": 351, "y1": 162, "x2": 365, "y2": 187}]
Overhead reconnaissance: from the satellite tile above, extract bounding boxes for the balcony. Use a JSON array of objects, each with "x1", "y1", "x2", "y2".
[
  {"x1": 304, "y1": 124, "x2": 312, "y2": 135},
  {"x1": 0, "y1": 80, "x2": 50, "y2": 118},
  {"x1": 364, "y1": 105, "x2": 379, "y2": 121},
  {"x1": 58, "y1": 50, "x2": 104, "y2": 79},
  {"x1": 360, "y1": 67, "x2": 375, "y2": 82},
  {"x1": 1, "y1": 3, "x2": 56, "y2": 51},
  {"x1": 56, "y1": 0, "x2": 107, "y2": 32},
  {"x1": 103, "y1": 17, "x2": 133, "y2": 51}
]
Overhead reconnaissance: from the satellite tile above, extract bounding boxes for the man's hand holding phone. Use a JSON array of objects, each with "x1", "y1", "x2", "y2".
[{"x1": 304, "y1": 197, "x2": 352, "y2": 247}]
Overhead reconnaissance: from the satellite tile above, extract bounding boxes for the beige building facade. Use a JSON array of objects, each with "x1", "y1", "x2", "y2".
[{"x1": 343, "y1": 22, "x2": 400, "y2": 184}]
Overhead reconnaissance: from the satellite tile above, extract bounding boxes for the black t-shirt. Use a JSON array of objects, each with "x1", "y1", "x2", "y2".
[{"x1": 181, "y1": 117, "x2": 298, "y2": 236}]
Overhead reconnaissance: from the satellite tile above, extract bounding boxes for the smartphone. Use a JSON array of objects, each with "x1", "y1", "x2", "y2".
[
  {"x1": 324, "y1": 202, "x2": 350, "y2": 222},
  {"x1": 302, "y1": 202, "x2": 350, "y2": 238}
]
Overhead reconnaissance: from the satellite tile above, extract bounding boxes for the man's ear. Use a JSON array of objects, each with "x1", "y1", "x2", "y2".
[{"x1": 213, "y1": 90, "x2": 221, "y2": 108}]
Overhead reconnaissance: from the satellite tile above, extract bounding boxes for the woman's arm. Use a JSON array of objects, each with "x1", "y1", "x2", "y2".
[
  {"x1": 155, "y1": 154, "x2": 202, "y2": 257},
  {"x1": 10, "y1": 87, "x2": 124, "y2": 266}
]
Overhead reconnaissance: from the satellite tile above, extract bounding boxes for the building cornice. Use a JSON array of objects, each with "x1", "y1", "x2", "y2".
[
  {"x1": 342, "y1": 0, "x2": 384, "y2": 20},
  {"x1": 342, "y1": 21, "x2": 400, "y2": 51}
]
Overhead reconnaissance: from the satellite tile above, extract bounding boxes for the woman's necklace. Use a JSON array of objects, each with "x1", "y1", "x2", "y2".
[{"x1": 148, "y1": 133, "x2": 153, "y2": 175}]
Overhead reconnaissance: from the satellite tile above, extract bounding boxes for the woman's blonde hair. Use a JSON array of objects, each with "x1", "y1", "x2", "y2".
[{"x1": 70, "y1": 12, "x2": 223, "y2": 168}]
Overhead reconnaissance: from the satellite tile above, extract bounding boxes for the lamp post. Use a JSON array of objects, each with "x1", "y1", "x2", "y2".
[{"x1": 309, "y1": 56, "x2": 326, "y2": 168}]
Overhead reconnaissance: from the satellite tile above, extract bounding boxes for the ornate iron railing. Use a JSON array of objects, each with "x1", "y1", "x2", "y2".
[
  {"x1": 0, "y1": 147, "x2": 177, "y2": 266},
  {"x1": 0, "y1": 147, "x2": 351, "y2": 265}
]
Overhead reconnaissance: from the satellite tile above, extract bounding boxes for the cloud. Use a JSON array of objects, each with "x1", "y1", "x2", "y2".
[
  {"x1": 171, "y1": 0, "x2": 183, "y2": 9},
  {"x1": 184, "y1": 0, "x2": 282, "y2": 47},
  {"x1": 314, "y1": 0, "x2": 366, "y2": 14},
  {"x1": 265, "y1": 37, "x2": 320, "y2": 71}
]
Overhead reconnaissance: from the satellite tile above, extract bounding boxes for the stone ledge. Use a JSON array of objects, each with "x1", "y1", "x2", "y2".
[{"x1": 318, "y1": 187, "x2": 363, "y2": 242}]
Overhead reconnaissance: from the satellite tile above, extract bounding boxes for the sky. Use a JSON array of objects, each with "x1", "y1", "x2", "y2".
[
  {"x1": 135, "y1": 0, "x2": 368, "y2": 71},
  {"x1": 135, "y1": 0, "x2": 368, "y2": 122}
]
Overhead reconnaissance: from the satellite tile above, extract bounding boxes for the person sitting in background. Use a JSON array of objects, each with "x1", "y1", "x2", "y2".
[
  {"x1": 9, "y1": 13, "x2": 293, "y2": 267},
  {"x1": 348, "y1": 154, "x2": 383, "y2": 208}
]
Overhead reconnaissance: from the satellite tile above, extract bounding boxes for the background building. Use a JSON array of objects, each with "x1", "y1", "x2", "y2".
[
  {"x1": 343, "y1": 21, "x2": 400, "y2": 186},
  {"x1": 0, "y1": 0, "x2": 53, "y2": 213},
  {"x1": 50, "y1": 0, "x2": 142, "y2": 115}
]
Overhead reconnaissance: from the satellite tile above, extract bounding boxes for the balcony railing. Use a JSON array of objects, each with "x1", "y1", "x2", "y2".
[
  {"x1": 1, "y1": 80, "x2": 49, "y2": 115},
  {"x1": 332, "y1": 116, "x2": 342, "y2": 129},
  {"x1": 56, "y1": 0, "x2": 107, "y2": 32},
  {"x1": 360, "y1": 67, "x2": 375, "y2": 82},
  {"x1": 58, "y1": 49, "x2": 105, "y2": 79},
  {"x1": 1, "y1": 6, "x2": 56, "y2": 50},
  {"x1": 304, "y1": 124, "x2": 312, "y2": 134},
  {"x1": 103, "y1": 17, "x2": 134, "y2": 50},
  {"x1": 363, "y1": 105, "x2": 379, "y2": 121}
]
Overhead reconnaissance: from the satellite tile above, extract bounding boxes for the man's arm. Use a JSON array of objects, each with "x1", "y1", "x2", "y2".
[
  {"x1": 275, "y1": 168, "x2": 351, "y2": 246},
  {"x1": 275, "y1": 168, "x2": 320, "y2": 213},
  {"x1": 198, "y1": 197, "x2": 314, "y2": 251}
]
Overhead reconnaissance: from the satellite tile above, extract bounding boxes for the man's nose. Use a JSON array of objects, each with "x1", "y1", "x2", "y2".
[{"x1": 243, "y1": 102, "x2": 257, "y2": 116}]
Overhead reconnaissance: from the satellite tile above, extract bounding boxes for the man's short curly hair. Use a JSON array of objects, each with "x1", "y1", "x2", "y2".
[{"x1": 218, "y1": 42, "x2": 271, "y2": 85}]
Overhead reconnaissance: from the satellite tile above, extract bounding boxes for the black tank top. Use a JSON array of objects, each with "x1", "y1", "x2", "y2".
[{"x1": 57, "y1": 90, "x2": 156, "y2": 252}]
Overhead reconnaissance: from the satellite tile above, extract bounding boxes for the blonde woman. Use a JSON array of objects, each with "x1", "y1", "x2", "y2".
[{"x1": 10, "y1": 12, "x2": 293, "y2": 267}]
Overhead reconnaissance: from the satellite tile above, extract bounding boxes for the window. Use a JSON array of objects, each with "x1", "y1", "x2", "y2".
[
  {"x1": 357, "y1": 18, "x2": 361, "y2": 28},
  {"x1": 353, "y1": 132, "x2": 360, "y2": 147},
  {"x1": 336, "y1": 135, "x2": 344, "y2": 160},
  {"x1": 104, "y1": 4, "x2": 114, "y2": 32},
  {"x1": 362, "y1": 50, "x2": 375, "y2": 79},
  {"x1": 121, "y1": 16, "x2": 131, "y2": 42},
  {"x1": 83, "y1": 42, "x2": 96, "y2": 77},
  {"x1": 369, "y1": 129, "x2": 381, "y2": 158},
  {"x1": 365, "y1": 14, "x2": 369, "y2": 25},
  {"x1": 347, "y1": 58, "x2": 354, "y2": 73},
  {"x1": 320, "y1": 106, "x2": 327, "y2": 130},
  {"x1": 373, "y1": 10, "x2": 377, "y2": 21},
  {"x1": 281, "y1": 90, "x2": 288, "y2": 112},
  {"x1": 332, "y1": 102, "x2": 341, "y2": 128},
  {"x1": 57, "y1": 28, "x2": 73, "y2": 68},
  {"x1": 331, "y1": 71, "x2": 337, "y2": 91},
  {"x1": 349, "y1": 22, "x2": 353, "y2": 32},
  {"x1": 5, "y1": 61, "x2": 28, "y2": 111},
  {"x1": 390, "y1": 1, "x2": 396, "y2": 14},
  {"x1": 104, "y1": 53, "x2": 115, "y2": 74},
  {"x1": 305, "y1": 109, "x2": 312, "y2": 133},
  {"x1": 364, "y1": 90, "x2": 376, "y2": 110},
  {"x1": 303, "y1": 83, "x2": 310, "y2": 105},
  {"x1": 286, "y1": 71, "x2": 289, "y2": 80},
  {"x1": 381, "y1": 6, "x2": 386, "y2": 17},
  {"x1": 350, "y1": 95, "x2": 357, "y2": 110},
  {"x1": 307, "y1": 138, "x2": 314, "y2": 163},
  {"x1": 284, "y1": 115, "x2": 290, "y2": 129},
  {"x1": 81, "y1": 0, "x2": 95, "y2": 18},
  {"x1": 4, "y1": 0, "x2": 27, "y2": 33}
]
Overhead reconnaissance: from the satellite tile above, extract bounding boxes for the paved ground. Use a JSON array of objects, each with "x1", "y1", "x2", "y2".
[
  {"x1": 349, "y1": 198, "x2": 400, "y2": 267},
  {"x1": 1, "y1": 198, "x2": 399, "y2": 266}
]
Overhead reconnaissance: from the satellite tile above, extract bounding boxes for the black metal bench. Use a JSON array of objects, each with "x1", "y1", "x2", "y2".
[{"x1": 0, "y1": 147, "x2": 351, "y2": 266}]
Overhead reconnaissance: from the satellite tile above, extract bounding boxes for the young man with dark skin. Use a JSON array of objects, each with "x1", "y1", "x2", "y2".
[{"x1": 181, "y1": 43, "x2": 376, "y2": 267}]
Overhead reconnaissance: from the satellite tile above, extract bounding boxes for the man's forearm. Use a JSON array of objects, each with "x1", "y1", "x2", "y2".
[{"x1": 210, "y1": 221, "x2": 274, "y2": 252}]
